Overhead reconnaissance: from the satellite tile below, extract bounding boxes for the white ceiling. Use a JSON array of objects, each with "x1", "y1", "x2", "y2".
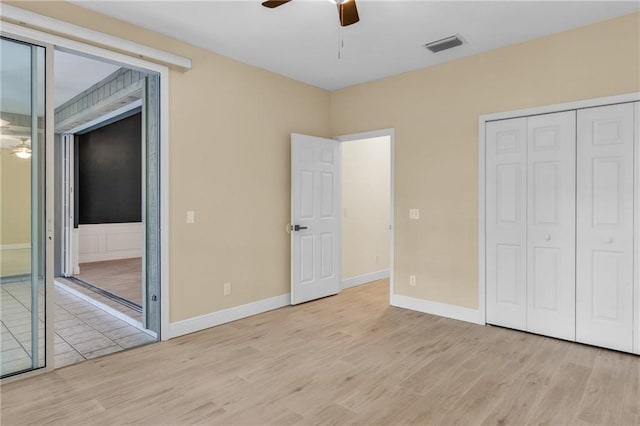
[
  {"x1": 0, "y1": 43, "x2": 119, "y2": 117},
  {"x1": 71, "y1": 0, "x2": 639, "y2": 91},
  {"x1": 54, "y1": 50, "x2": 120, "y2": 107},
  {"x1": 0, "y1": 43, "x2": 120, "y2": 148}
]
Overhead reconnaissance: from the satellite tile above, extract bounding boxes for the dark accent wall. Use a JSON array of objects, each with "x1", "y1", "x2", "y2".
[{"x1": 76, "y1": 112, "x2": 142, "y2": 224}]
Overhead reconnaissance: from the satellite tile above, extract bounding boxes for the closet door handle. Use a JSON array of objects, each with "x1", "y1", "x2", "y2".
[
  {"x1": 544, "y1": 233, "x2": 551, "y2": 241},
  {"x1": 604, "y1": 236, "x2": 613, "y2": 244}
]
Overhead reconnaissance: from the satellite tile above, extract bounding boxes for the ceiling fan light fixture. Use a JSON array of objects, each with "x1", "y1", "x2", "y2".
[
  {"x1": 12, "y1": 138, "x2": 32, "y2": 159},
  {"x1": 264, "y1": 0, "x2": 359, "y2": 27},
  {"x1": 14, "y1": 148, "x2": 32, "y2": 159},
  {"x1": 425, "y1": 35, "x2": 464, "y2": 53}
]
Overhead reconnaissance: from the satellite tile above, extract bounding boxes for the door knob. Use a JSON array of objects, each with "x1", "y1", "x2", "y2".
[
  {"x1": 544, "y1": 233, "x2": 551, "y2": 241},
  {"x1": 293, "y1": 225, "x2": 308, "y2": 231},
  {"x1": 604, "y1": 236, "x2": 613, "y2": 244}
]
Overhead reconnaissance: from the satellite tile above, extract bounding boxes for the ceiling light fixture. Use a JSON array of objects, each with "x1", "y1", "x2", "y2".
[
  {"x1": 12, "y1": 138, "x2": 32, "y2": 159},
  {"x1": 425, "y1": 35, "x2": 464, "y2": 53}
]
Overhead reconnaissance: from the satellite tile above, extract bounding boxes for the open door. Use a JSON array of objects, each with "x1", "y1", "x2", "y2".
[{"x1": 290, "y1": 133, "x2": 341, "y2": 304}]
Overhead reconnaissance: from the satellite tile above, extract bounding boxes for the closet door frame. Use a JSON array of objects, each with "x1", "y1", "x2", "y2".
[
  {"x1": 635, "y1": 101, "x2": 640, "y2": 355},
  {"x1": 478, "y1": 92, "x2": 640, "y2": 355}
]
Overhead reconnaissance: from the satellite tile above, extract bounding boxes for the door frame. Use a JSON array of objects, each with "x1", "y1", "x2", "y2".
[
  {"x1": 478, "y1": 92, "x2": 640, "y2": 354},
  {"x1": 336, "y1": 128, "x2": 395, "y2": 305},
  {"x1": 0, "y1": 11, "x2": 182, "y2": 379}
]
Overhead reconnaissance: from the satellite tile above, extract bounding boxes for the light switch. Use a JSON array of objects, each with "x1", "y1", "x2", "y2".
[
  {"x1": 409, "y1": 209, "x2": 420, "y2": 219},
  {"x1": 186, "y1": 210, "x2": 195, "y2": 224}
]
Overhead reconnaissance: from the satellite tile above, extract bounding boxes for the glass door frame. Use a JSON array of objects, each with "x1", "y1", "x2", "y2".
[
  {"x1": 0, "y1": 33, "x2": 55, "y2": 381},
  {"x1": 1, "y1": 17, "x2": 172, "y2": 382}
]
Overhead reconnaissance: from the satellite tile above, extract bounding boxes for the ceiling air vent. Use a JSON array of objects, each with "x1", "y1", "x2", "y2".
[{"x1": 425, "y1": 35, "x2": 463, "y2": 53}]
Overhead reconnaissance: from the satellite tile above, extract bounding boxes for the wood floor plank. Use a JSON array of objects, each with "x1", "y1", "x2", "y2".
[
  {"x1": 575, "y1": 350, "x2": 636, "y2": 425},
  {"x1": 1, "y1": 279, "x2": 638, "y2": 425},
  {"x1": 76, "y1": 258, "x2": 142, "y2": 305}
]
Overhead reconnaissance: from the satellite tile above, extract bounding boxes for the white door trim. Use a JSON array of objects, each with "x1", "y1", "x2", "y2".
[
  {"x1": 336, "y1": 128, "x2": 395, "y2": 304},
  {"x1": 1, "y1": 20, "x2": 172, "y2": 343},
  {"x1": 635, "y1": 101, "x2": 640, "y2": 355},
  {"x1": 478, "y1": 92, "x2": 640, "y2": 330},
  {"x1": 0, "y1": 4, "x2": 191, "y2": 71}
]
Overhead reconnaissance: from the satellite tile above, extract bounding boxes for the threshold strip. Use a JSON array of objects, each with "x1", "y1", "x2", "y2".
[{"x1": 66, "y1": 277, "x2": 142, "y2": 313}]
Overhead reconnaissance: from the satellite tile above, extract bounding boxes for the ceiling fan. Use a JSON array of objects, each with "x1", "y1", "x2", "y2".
[
  {"x1": 262, "y1": 0, "x2": 360, "y2": 27},
  {"x1": 11, "y1": 138, "x2": 32, "y2": 159}
]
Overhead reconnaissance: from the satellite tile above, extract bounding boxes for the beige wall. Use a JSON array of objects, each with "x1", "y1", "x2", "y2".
[
  {"x1": 5, "y1": 1, "x2": 331, "y2": 321},
  {"x1": 331, "y1": 13, "x2": 640, "y2": 309},
  {"x1": 0, "y1": 150, "x2": 31, "y2": 245},
  {"x1": 341, "y1": 136, "x2": 390, "y2": 280},
  {"x1": 3, "y1": 3, "x2": 638, "y2": 322}
]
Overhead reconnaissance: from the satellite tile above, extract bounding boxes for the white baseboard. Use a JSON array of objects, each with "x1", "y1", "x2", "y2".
[
  {"x1": 391, "y1": 294, "x2": 484, "y2": 325},
  {"x1": 341, "y1": 269, "x2": 390, "y2": 289},
  {"x1": 165, "y1": 293, "x2": 290, "y2": 340},
  {"x1": 0, "y1": 244, "x2": 30, "y2": 251}
]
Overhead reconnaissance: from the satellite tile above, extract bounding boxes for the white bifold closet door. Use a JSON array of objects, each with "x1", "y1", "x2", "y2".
[
  {"x1": 486, "y1": 118, "x2": 528, "y2": 331},
  {"x1": 526, "y1": 111, "x2": 576, "y2": 340},
  {"x1": 486, "y1": 111, "x2": 576, "y2": 338},
  {"x1": 576, "y1": 103, "x2": 635, "y2": 353}
]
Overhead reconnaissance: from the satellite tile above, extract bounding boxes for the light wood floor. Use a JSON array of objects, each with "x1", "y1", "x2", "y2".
[
  {"x1": 76, "y1": 258, "x2": 142, "y2": 306},
  {"x1": 1, "y1": 279, "x2": 638, "y2": 425}
]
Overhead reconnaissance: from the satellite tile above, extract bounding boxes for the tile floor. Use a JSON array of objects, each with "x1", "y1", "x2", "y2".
[
  {"x1": 56, "y1": 278, "x2": 142, "y2": 323},
  {"x1": 1, "y1": 280, "x2": 156, "y2": 377}
]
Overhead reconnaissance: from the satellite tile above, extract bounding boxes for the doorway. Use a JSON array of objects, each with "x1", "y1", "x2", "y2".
[
  {"x1": 0, "y1": 6, "x2": 175, "y2": 382},
  {"x1": 288, "y1": 129, "x2": 395, "y2": 306},
  {"x1": 51, "y1": 49, "x2": 160, "y2": 367},
  {"x1": 340, "y1": 135, "x2": 392, "y2": 290}
]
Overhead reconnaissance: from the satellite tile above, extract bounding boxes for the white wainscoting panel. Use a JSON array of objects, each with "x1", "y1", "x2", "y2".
[{"x1": 78, "y1": 222, "x2": 142, "y2": 263}]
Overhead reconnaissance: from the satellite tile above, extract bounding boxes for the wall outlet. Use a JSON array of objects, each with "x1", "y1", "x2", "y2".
[
  {"x1": 409, "y1": 209, "x2": 420, "y2": 220},
  {"x1": 186, "y1": 210, "x2": 195, "y2": 224},
  {"x1": 409, "y1": 275, "x2": 416, "y2": 287},
  {"x1": 223, "y1": 282, "x2": 231, "y2": 296}
]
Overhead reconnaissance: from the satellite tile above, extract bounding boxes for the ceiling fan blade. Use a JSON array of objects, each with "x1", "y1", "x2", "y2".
[
  {"x1": 262, "y1": 0, "x2": 292, "y2": 8},
  {"x1": 338, "y1": 0, "x2": 359, "y2": 27}
]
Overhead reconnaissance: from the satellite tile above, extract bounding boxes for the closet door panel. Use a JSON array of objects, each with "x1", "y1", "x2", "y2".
[
  {"x1": 526, "y1": 111, "x2": 576, "y2": 340},
  {"x1": 486, "y1": 118, "x2": 527, "y2": 330},
  {"x1": 577, "y1": 103, "x2": 634, "y2": 353}
]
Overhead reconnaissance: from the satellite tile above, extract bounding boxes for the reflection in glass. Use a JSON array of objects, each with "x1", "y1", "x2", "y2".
[{"x1": 1, "y1": 37, "x2": 46, "y2": 377}]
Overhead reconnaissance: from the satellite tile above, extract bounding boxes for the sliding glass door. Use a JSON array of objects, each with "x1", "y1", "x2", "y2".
[{"x1": 1, "y1": 37, "x2": 46, "y2": 377}]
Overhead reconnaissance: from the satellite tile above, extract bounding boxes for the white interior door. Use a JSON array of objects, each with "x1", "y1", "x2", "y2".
[
  {"x1": 291, "y1": 133, "x2": 341, "y2": 305},
  {"x1": 526, "y1": 111, "x2": 576, "y2": 340},
  {"x1": 577, "y1": 103, "x2": 635, "y2": 353},
  {"x1": 486, "y1": 118, "x2": 528, "y2": 331}
]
